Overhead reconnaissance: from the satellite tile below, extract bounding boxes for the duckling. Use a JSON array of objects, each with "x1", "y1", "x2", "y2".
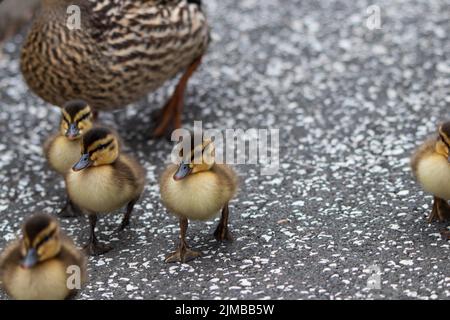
[
  {"x1": 160, "y1": 137, "x2": 238, "y2": 263},
  {"x1": 21, "y1": 0, "x2": 209, "y2": 137},
  {"x1": 44, "y1": 100, "x2": 94, "y2": 217},
  {"x1": 65, "y1": 127, "x2": 145, "y2": 255},
  {"x1": 0, "y1": 213, "x2": 87, "y2": 300},
  {"x1": 411, "y1": 121, "x2": 450, "y2": 239}
]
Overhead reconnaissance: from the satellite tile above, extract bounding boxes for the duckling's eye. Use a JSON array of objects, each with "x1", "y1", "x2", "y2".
[{"x1": 36, "y1": 232, "x2": 54, "y2": 248}]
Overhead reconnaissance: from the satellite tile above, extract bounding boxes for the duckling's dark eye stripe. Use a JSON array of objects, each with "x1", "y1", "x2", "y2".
[
  {"x1": 440, "y1": 134, "x2": 450, "y2": 149},
  {"x1": 76, "y1": 112, "x2": 91, "y2": 123},
  {"x1": 62, "y1": 116, "x2": 70, "y2": 125},
  {"x1": 90, "y1": 139, "x2": 114, "y2": 154},
  {"x1": 35, "y1": 229, "x2": 56, "y2": 249}
]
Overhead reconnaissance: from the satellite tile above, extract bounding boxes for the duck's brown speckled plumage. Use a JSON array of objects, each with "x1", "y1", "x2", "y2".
[{"x1": 21, "y1": 0, "x2": 209, "y2": 110}]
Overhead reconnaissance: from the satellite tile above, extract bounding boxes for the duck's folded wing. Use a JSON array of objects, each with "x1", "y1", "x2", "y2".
[{"x1": 0, "y1": 241, "x2": 22, "y2": 284}]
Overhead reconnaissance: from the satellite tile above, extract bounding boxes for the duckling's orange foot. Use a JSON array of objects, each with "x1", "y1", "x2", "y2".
[
  {"x1": 164, "y1": 245, "x2": 201, "y2": 263},
  {"x1": 214, "y1": 225, "x2": 233, "y2": 242},
  {"x1": 428, "y1": 197, "x2": 450, "y2": 223},
  {"x1": 83, "y1": 241, "x2": 112, "y2": 256},
  {"x1": 57, "y1": 200, "x2": 82, "y2": 218}
]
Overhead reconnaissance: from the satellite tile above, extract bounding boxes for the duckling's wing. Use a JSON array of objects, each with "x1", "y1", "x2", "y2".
[
  {"x1": 59, "y1": 235, "x2": 88, "y2": 286},
  {"x1": 42, "y1": 132, "x2": 59, "y2": 160},
  {"x1": 411, "y1": 136, "x2": 437, "y2": 176},
  {"x1": 0, "y1": 241, "x2": 22, "y2": 286},
  {"x1": 213, "y1": 165, "x2": 239, "y2": 197},
  {"x1": 115, "y1": 155, "x2": 146, "y2": 195}
]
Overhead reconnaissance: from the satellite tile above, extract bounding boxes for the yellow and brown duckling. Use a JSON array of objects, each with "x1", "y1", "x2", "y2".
[
  {"x1": 21, "y1": 0, "x2": 209, "y2": 137},
  {"x1": 0, "y1": 213, "x2": 87, "y2": 300},
  {"x1": 411, "y1": 122, "x2": 450, "y2": 239},
  {"x1": 160, "y1": 137, "x2": 238, "y2": 263},
  {"x1": 44, "y1": 100, "x2": 94, "y2": 217},
  {"x1": 66, "y1": 127, "x2": 145, "y2": 255}
]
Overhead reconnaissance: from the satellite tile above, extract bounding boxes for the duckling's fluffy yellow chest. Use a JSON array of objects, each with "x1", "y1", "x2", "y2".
[
  {"x1": 4, "y1": 259, "x2": 69, "y2": 300},
  {"x1": 160, "y1": 165, "x2": 236, "y2": 221},
  {"x1": 45, "y1": 135, "x2": 81, "y2": 175},
  {"x1": 66, "y1": 166, "x2": 134, "y2": 213},
  {"x1": 416, "y1": 153, "x2": 450, "y2": 200}
]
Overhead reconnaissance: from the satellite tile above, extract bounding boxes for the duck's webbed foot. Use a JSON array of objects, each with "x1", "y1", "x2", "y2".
[
  {"x1": 165, "y1": 217, "x2": 201, "y2": 263},
  {"x1": 428, "y1": 197, "x2": 450, "y2": 223},
  {"x1": 214, "y1": 203, "x2": 233, "y2": 242},
  {"x1": 83, "y1": 240, "x2": 112, "y2": 256},
  {"x1": 83, "y1": 214, "x2": 112, "y2": 256},
  {"x1": 165, "y1": 242, "x2": 202, "y2": 263},
  {"x1": 57, "y1": 198, "x2": 82, "y2": 218}
]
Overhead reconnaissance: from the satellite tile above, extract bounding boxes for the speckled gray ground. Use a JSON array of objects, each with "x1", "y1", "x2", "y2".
[{"x1": 0, "y1": 0, "x2": 449, "y2": 300}]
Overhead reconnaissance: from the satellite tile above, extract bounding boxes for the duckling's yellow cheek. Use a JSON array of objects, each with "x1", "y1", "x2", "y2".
[
  {"x1": 37, "y1": 246, "x2": 48, "y2": 260},
  {"x1": 60, "y1": 123, "x2": 68, "y2": 135},
  {"x1": 79, "y1": 121, "x2": 91, "y2": 132},
  {"x1": 435, "y1": 141, "x2": 449, "y2": 158},
  {"x1": 20, "y1": 245, "x2": 27, "y2": 257},
  {"x1": 91, "y1": 153, "x2": 99, "y2": 162}
]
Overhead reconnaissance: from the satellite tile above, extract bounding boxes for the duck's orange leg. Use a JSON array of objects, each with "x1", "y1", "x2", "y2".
[{"x1": 152, "y1": 55, "x2": 203, "y2": 138}]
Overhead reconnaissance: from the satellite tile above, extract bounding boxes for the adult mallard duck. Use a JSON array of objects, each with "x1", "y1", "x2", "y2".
[
  {"x1": 0, "y1": 213, "x2": 87, "y2": 300},
  {"x1": 411, "y1": 122, "x2": 450, "y2": 239},
  {"x1": 21, "y1": 0, "x2": 209, "y2": 137},
  {"x1": 160, "y1": 137, "x2": 238, "y2": 263},
  {"x1": 65, "y1": 127, "x2": 146, "y2": 255}
]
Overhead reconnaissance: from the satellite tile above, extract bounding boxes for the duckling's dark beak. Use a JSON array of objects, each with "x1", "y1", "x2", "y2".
[
  {"x1": 73, "y1": 153, "x2": 92, "y2": 171},
  {"x1": 173, "y1": 163, "x2": 192, "y2": 181},
  {"x1": 66, "y1": 123, "x2": 80, "y2": 140},
  {"x1": 21, "y1": 248, "x2": 38, "y2": 269},
  {"x1": 447, "y1": 154, "x2": 450, "y2": 163}
]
